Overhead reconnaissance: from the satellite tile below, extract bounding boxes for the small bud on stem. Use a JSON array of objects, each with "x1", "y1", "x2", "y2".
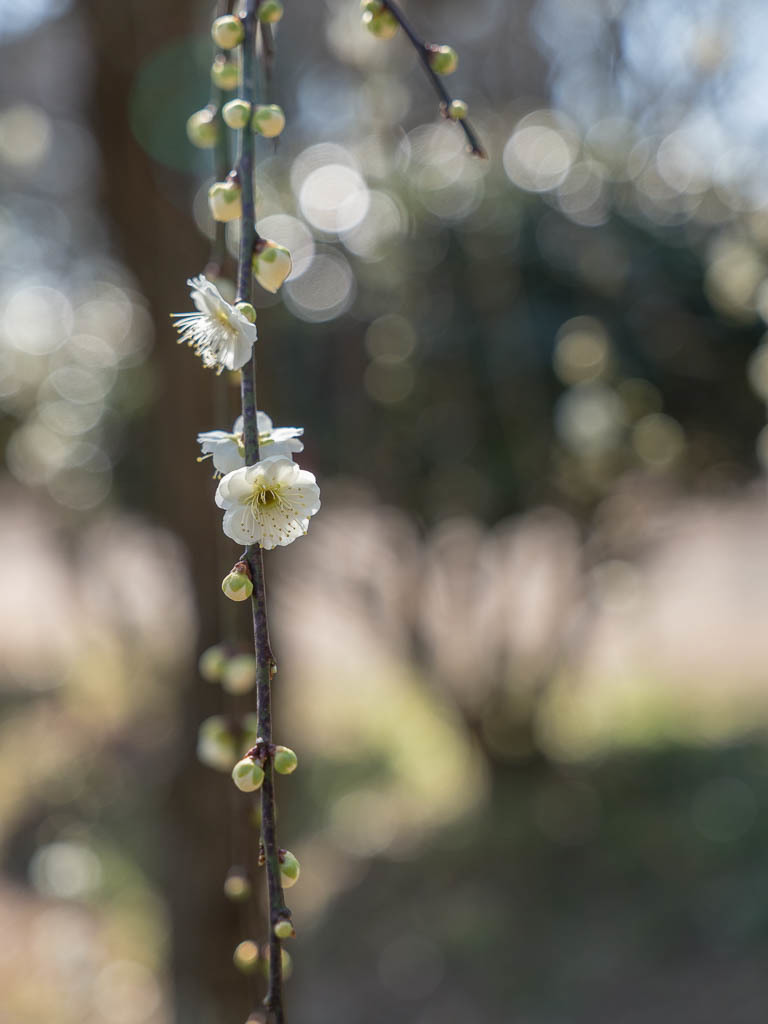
[
  {"x1": 186, "y1": 108, "x2": 219, "y2": 149},
  {"x1": 252, "y1": 239, "x2": 292, "y2": 293},
  {"x1": 222, "y1": 561, "x2": 253, "y2": 602},
  {"x1": 211, "y1": 14, "x2": 245, "y2": 49},
  {"x1": 426, "y1": 44, "x2": 459, "y2": 75},
  {"x1": 252, "y1": 104, "x2": 286, "y2": 139},
  {"x1": 232, "y1": 755, "x2": 265, "y2": 793},
  {"x1": 208, "y1": 178, "x2": 243, "y2": 223},
  {"x1": 258, "y1": 0, "x2": 284, "y2": 23},
  {"x1": 211, "y1": 56, "x2": 239, "y2": 91},
  {"x1": 222, "y1": 98, "x2": 252, "y2": 130},
  {"x1": 273, "y1": 745, "x2": 298, "y2": 774},
  {"x1": 278, "y1": 849, "x2": 300, "y2": 888}
]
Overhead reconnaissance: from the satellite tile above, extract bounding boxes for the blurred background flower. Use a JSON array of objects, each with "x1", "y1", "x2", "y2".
[{"x1": 3, "y1": 0, "x2": 768, "y2": 1021}]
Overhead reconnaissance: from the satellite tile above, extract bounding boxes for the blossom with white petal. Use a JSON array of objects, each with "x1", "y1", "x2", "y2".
[
  {"x1": 197, "y1": 411, "x2": 304, "y2": 475},
  {"x1": 171, "y1": 275, "x2": 257, "y2": 373},
  {"x1": 215, "y1": 456, "x2": 320, "y2": 549}
]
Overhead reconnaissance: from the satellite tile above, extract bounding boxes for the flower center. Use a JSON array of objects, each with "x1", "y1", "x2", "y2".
[{"x1": 255, "y1": 487, "x2": 279, "y2": 508}]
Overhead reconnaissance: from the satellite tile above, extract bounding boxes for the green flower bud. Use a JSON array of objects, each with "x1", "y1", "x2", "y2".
[
  {"x1": 222, "y1": 98, "x2": 252, "y2": 130},
  {"x1": 198, "y1": 644, "x2": 228, "y2": 683},
  {"x1": 186, "y1": 108, "x2": 219, "y2": 149},
  {"x1": 211, "y1": 57, "x2": 239, "y2": 91},
  {"x1": 448, "y1": 99, "x2": 468, "y2": 120},
  {"x1": 224, "y1": 867, "x2": 252, "y2": 902},
  {"x1": 252, "y1": 240, "x2": 292, "y2": 293},
  {"x1": 233, "y1": 939, "x2": 260, "y2": 973},
  {"x1": 197, "y1": 716, "x2": 237, "y2": 772},
  {"x1": 360, "y1": 0, "x2": 384, "y2": 12},
  {"x1": 273, "y1": 745, "x2": 298, "y2": 775},
  {"x1": 208, "y1": 179, "x2": 242, "y2": 223},
  {"x1": 235, "y1": 301, "x2": 257, "y2": 323},
  {"x1": 222, "y1": 562, "x2": 253, "y2": 602},
  {"x1": 252, "y1": 104, "x2": 286, "y2": 139},
  {"x1": 222, "y1": 653, "x2": 257, "y2": 696},
  {"x1": 279, "y1": 849, "x2": 300, "y2": 888},
  {"x1": 211, "y1": 14, "x2": 244, "y2": 49},
  {"x1": 427, "y1": 44, "x2": 459, "y2": 75},
  {"x1": 232, "y1": 756, "x2": 265, "y2": 793},
  {"x1": 362, "y1": 9, "x2": 398, "y2": 39},
  {"x1": 273, "y1": 918, "x2": 295, "y2": 940},
  {"x1": 258, "y1": 0, "x2": 284, "y2": 23}
]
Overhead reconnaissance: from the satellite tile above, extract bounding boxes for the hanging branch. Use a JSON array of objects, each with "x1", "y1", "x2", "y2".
[
  {"x1": 181, "y1": 2, "x2": 484, "y2": 1022},
  {"x1": 377, "y1": 0, "x2": 486, "y2": 157},
  {"x1": 235, "y1": 3, "x2": 288, "y2": 1021}
]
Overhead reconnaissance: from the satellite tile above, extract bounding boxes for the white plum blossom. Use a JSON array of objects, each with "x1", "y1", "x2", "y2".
[
  {"x1": 171, "y1": 275, "x2": 257, "y2": 373},
  {"x1": 215, "y1": 456, "x2": 321, "y2": 549},
  {"x1": 197, "y1": 412, "x2": 304, "y2": 475}
]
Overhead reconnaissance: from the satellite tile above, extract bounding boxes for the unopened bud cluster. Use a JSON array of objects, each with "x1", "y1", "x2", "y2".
[{"x1": 230, "y1": 741, "x2": 299, "y2": 793}]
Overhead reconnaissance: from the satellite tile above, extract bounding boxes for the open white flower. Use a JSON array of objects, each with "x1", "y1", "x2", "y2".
[
  {"x1": 198, "y1": 412, "x2": 304, "y2": 475},
  {"x1": 215, "y1": 456, "x2": 321, "y2": 549},
  {"x1": 171, "y1": 276, "x2": 257, "y2": 373}
]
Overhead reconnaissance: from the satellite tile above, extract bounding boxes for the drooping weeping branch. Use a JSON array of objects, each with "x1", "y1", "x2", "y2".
[
  {"x1": 235, "y1": 2, "x2": 288, "y2": 1020},
  {"x1": 381, "y1": 0, "x2": 486, "y2": 158}
]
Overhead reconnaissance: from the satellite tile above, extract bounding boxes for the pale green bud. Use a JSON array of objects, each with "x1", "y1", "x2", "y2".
[
  {"x1": 448, "y1": 99, "x2": 468, "y2": 120},
  {"x1": 233, "y1": 939, "x2": 260, "y2": 973},
  {"x1": 235, "y1": 301, "x2": 257, "y2": 323},
  {"x1": 360, "y1": 0, "x2": 384, "y2": 12},
  {"x1": 252, "y1": 240, "x2": 292, "y2": 293},
  {"x1": 186, "y1": 108, "x2": 219, "y2": 149},
  {"x1": 224, "y1": 867, "x2": 252, "y2": 902},
  {"x1": 222, "y1": 562, "x2": 253, "y2": 602},
  {"x1": 222, "y1": 653, "x2": 257, "y2": 696},
  {"x1": 427, "y1": 45, "x2": 459, "y2": 75},
  {"x1": 252, "y1": 104, "x2": 286, "y2": 139},
  {"x1": 232, "y1": 756, "x2": 265, "y2": 793},
  {"x1": 362, "y1": 9, "x2": 398, "y2": 39},
  {"x1": 211, "y1": 57, "x2": 239, "y2": 91},
  {"x1": 208, "y1": 179, "x2": 242, "y2": 223},
  {"x1": 197, "y1": 716, "x2": 237, "y2": 772},
  {"x1": 211, "y1": 14, "x2": 244, "y2": 49},
  {"x1": 273, "y1": 918, "x2": 295, "y2": 940},
  {"x1": 258, "y1": 0, "x2": 284, "y2": 23},
  {"x1": 222, "y1": 98, "x2": 252, "y2": 130},
  {"x1": 273, "y1": 745, "x2": 298, "y2": 775},
  {"x1": 198, "y1": 644, "x2": 228, "y2": 683},
  {"x1": 279, "y1": 849, "x2": 300, "y2": 888}
]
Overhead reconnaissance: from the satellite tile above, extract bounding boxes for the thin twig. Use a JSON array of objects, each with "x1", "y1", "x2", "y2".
[
  {"x1": 381, "y1": 0, "x2": 486, "y2": 157},
  {"x1": 236, "y1": 2, "x2": 287, "y2": 1021},
  {"x1": 259, "y1": 20, "x2": 275, "y2": 102}
]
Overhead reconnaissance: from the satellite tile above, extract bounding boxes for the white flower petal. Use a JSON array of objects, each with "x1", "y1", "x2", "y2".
[{"x1": 222, "y1": 504, "x2": 260, "y2": 545}]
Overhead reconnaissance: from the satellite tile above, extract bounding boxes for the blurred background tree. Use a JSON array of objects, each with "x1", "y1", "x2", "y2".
[{"x1": 2, "y1": 0, "x2": 768, "y2": 1021}]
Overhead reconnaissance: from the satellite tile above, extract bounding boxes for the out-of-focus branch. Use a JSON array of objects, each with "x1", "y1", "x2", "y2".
[{"x1": 381, "y1": 0, "x2": 486, "y2": 157}]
